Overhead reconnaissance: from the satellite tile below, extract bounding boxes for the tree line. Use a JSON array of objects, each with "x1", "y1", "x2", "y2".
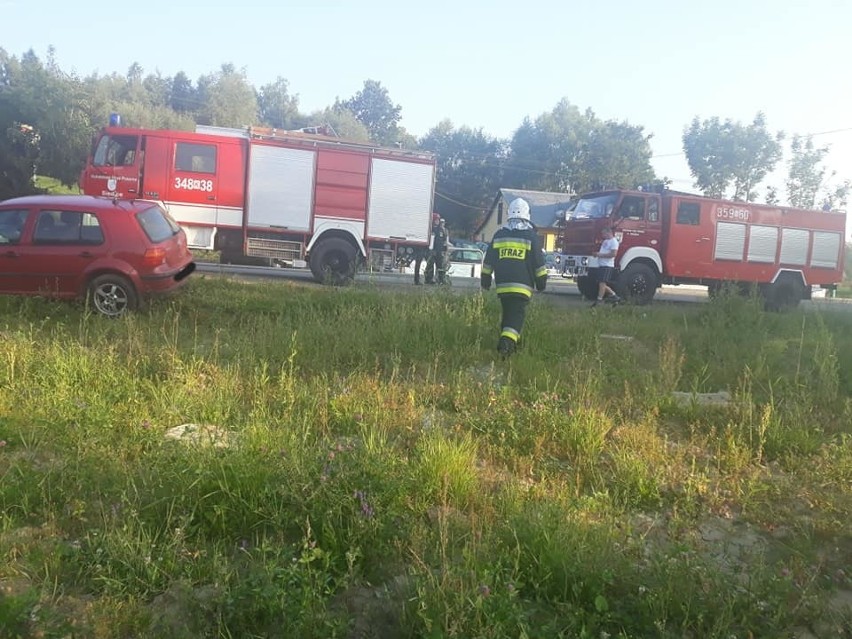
[{"x1": 1, "y1": 48, "x2": 848, "y2": 235}]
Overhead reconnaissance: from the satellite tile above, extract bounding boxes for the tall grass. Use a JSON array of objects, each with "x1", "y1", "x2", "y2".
[{"x1": 1, "y1": 277, "x2": 851, "y2": 638}]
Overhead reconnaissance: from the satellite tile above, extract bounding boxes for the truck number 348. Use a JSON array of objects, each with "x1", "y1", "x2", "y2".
[{"x1": 174, "y1": 177, "x2": 214, "y2": 192}]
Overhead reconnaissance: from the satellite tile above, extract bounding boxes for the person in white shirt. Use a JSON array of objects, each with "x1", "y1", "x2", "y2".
[{"x1": 591, "y1": 227, "x2": 621, "y2": 307}]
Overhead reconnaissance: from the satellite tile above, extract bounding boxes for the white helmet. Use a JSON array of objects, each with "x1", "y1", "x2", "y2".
[{"x1": 507, "y1": 198, "x2": 530, "y2": 222}]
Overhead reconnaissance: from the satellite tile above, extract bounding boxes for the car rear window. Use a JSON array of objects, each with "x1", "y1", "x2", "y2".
[{"x1": 136, "y1": 205, "x2": 180, "y2": 243}]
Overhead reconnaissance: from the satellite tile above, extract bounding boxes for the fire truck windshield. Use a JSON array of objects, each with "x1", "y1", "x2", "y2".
[
  {"x1": 569, "y1": 194, "x2": 618, "y2": 220},
  {"x1": 93, "y1": 134, "x2": 138, "y2": 167}
]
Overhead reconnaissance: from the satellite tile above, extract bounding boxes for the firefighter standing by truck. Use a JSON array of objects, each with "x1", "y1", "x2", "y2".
[
  {"x1": 414, "y1": 213, "x2": 441, "y2": 285},
  {"x1": 481, "y1": 198, "x2": 548, "y2": 357},
  {"x1": 424, "y1": 217, "x2": 450, "y2": 284}
]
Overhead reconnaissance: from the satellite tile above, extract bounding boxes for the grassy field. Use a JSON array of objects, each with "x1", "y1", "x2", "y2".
[
  {"x1": 1, "y1": 276, "x2": 851, "y2": 638},
  {"x1": 33, "y1": 176, "x2": 81, "y2": 195}
]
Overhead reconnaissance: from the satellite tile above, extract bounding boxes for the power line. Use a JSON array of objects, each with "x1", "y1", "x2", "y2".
[
  {"x1": 435, "y1": 191, "x2": 487, "y2": 210},
  {"x1": 801, "y1": 126, "x2": 852, "y2": 138}
]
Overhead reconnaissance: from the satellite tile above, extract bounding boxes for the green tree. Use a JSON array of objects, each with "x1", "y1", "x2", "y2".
[
  {"x1": 419, "y1": 120, "x2": 507, "y2": 234},
  {"x1": 682, "y1": 113, "x2": 783, "y2": 201},
  {"x1": 575, "y1": 120, "x2": 655, "y2": 192},
  {"x1": 785, "y1": 134, "x2": 851, "y2": 211},
  {"x1": 258, "y1": 77, "x2": 300, "y2": 129},
  {"x1": 124, "y1": 62, "x2": 147, "y2": 105},
  {"x1": 507, "y1": 100, "x2": 592, "y2": 192},
  {"x1": 0, "y1": 48, "x2": 92, "y2": 187},
  {"x1": 337, "y1": 79, "x2": 402, "y2": 145},
  {"x1": 0, "y1": 122, "x2": 40, "y2": 199},
  {"x1": 786, "y1": 135, "x2": 828, "y2": 209},
  {"x1": 196, "y1": 63, "x2": 258, "y2": 127},
  {"x1": 765, "y1": 185, "x2": 779, "y2": 205},
  {"x1": 170, "y1": 71, "x2": 196, "y2": 113},
  {"x1": 301, "y1": 106, "x2": 370, "y2": 141},
  {"x1": 822, "y1": 179, "x2": 850, "y2": 211},
  {"x1": 506, "y1": 99, "x2": 654, "y2": 195},
  {"x1": 82, "y1": 68, "x2": 194, "y2": 131},
  {"x1": 142, "y1": 71, "x2": 171, "y2": 109}
]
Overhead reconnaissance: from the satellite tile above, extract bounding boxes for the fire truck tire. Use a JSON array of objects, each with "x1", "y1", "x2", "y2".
[
  {"x1": 310, "y1": 237, "x2": 357, "y2": 285},
  {"x1": 617, "y1": 263, "x2": 657, "y2": 305},
  {"x1": 576, "y1": 275, "x2": 598, "y2": 300},
  {"x1": 764, "y1": 277, "x2": 805, "y2": 311}
]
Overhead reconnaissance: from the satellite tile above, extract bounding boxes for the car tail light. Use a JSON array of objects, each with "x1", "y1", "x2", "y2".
[{"x1": 142, "y1": 247, "x2": 166, "y2": 267}]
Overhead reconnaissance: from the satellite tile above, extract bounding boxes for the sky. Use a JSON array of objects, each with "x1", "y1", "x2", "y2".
[{"x1": 2, "y1": 0, "x2": 851, "y2": 236}]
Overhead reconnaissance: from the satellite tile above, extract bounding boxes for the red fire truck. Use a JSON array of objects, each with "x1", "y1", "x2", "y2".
[
  {"x1": 559, "y1": 188, "x2": 847, "y2": 309},
  {"x1": 78, "y1": 124, "x2": 436, "y2": 283}
]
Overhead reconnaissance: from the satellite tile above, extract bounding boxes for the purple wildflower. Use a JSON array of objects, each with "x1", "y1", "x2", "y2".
[{"x1": 354, "y1": 490, "x2": 374, "y2": 519}]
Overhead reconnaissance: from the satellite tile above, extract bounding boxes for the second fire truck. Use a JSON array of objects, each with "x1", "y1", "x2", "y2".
[
  {"x1": 79, "y1": 123, "x2": 436, "y2": 284},
  {"x1": 559, "y1": 187, "x2": 847, "y2": 309}
]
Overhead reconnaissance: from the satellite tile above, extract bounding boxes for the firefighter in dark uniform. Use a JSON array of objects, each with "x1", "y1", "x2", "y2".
[
  {"x1": 425, "y1": 217, "x2": 449, "y2": 284},
  {"x1": 414, "y1": 213, "x2": 441, "y2": 285},
  {"x1": 481, "y1": 198, "x2": 547, "y2": 357}
]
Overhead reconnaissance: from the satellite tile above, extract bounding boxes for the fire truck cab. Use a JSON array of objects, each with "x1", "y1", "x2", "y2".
[{"x1": 560, "y1": 188, "x2": 846, "y2": 309}]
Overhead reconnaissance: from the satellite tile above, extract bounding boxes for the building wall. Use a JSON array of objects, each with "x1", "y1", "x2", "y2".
[
  {"x1": 541, "y1": 232, "x2": 557, "y2": 251},
  {"x1": 478, "y1": 197, "x2": 559, "y2": 251},
  {"x1": 477, "y1": 199, "x2": 503, "y2": 242}
]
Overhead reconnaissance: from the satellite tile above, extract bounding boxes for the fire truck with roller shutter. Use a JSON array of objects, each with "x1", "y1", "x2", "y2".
[
  {"x1": 78, "y1": 123, "x2": 436, "y2": 284},
  {"x1": 559, "y1": 187, "x2": 846, "y2": 310}
]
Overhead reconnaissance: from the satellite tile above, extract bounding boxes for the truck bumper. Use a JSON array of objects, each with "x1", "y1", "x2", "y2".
[{"x1": 562, "y1": 254, "x2": 597, "y2": 279}]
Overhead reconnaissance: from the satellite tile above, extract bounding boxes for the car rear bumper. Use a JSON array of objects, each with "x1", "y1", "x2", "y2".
[{"x1": 139, "y1": 261, "x2": 196, "y2": 293}]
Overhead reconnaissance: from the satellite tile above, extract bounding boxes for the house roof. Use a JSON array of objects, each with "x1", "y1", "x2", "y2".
[{"x1": 476, "y1": 188, "x2": 575, "y2": 234}]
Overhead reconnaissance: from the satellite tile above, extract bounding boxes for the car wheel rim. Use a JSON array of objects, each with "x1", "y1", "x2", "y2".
[{"x1": 94, "y1": 283, "x2": 128, "y2": 316}]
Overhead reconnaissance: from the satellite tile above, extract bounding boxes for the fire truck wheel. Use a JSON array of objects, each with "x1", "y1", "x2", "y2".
[
  {"x1": 576, "y1": 275, "x2": 598, "y2": 300},
  {"x1": 310, "y1": 237, "x2": 357, "y2": 285},
  {"x1": 765, "y1": 277, "x2": 804, "y2": 312},
  {"x1": 618, "y1": 263, "x2": 657, "y2": 305}
]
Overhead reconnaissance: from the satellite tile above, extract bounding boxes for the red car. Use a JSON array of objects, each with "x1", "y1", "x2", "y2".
[{"x1": 0, "y1": 195, "x2": 196, "y2": 316}]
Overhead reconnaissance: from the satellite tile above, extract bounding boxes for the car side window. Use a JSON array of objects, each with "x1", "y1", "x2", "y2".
[
  {"x1": 0, "y1": 209, "x2": 28, "y2": 244},
  {"x1": 33, "y1": 210, "x2": 104, "y2": 244},
  {"x1": 676, "y1": 202, "x2": 701, "y2": 225},
  {"x1": 80, "y1": 213, "x2": 105, "y2": 244}
]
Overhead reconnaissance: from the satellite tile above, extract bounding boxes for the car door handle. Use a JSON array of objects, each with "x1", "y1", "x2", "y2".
[
  {"x1": 207, "y1": 195, "x2": 216, "y2": 201},
  {"x1": 79, "y1": 251, "x2": 94, "y2": 258},
  {"x1": 3, "y1": 250, "x2": 18, "y2": 258},
  {"x1": 695, "y1": 237, "x2": 710, "y2": 242}
]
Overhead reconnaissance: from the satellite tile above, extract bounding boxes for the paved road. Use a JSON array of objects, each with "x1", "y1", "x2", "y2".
[{"x1": 194, "y1": 262, "x2": 851, "y2": 312}]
